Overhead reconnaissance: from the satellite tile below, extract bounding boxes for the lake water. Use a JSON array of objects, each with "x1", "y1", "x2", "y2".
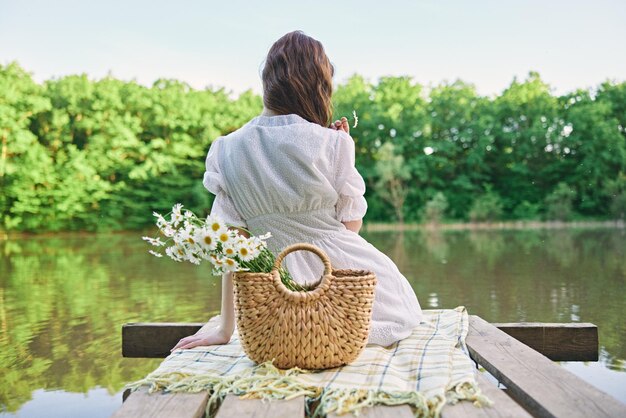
[{"x1": 1, "y1": 228, "x2": 625, "y2": 416}]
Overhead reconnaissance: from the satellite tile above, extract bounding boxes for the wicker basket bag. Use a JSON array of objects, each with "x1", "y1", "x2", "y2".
[{"x1": 232, "y1": 243, "x2": 377, "y2": 370}]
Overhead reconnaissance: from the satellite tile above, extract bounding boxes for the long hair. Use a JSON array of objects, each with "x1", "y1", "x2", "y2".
[{"x1": 261, "y1": 31, "x2": 334, "y2": 127}]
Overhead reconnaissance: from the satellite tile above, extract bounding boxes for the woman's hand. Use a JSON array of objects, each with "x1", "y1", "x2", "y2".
[
  {"x1": 329, "y1": 116, "x2": 350, "y2": 134},
  {"x1": 171, "y1": 327, "x2": 231, "y2": 351}
]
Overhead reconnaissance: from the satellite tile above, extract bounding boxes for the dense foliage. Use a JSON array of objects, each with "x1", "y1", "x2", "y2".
[{"x1": 1, "y1": 62, "x2": 625, "y2": 231}]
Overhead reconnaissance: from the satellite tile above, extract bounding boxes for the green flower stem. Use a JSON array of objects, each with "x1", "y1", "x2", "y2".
[{"x1": 238, "y1": 248, "x2": 306, "y2": 292}]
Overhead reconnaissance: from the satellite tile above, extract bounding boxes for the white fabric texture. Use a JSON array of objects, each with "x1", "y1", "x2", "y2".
[{"x1": 202, "y1": 113, "x2": 423, "y2": 346}]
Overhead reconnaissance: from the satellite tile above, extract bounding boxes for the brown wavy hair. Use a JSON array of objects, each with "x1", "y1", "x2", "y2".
[{"x1": 261, "y1": 31, "x2": 334, "y2": 127}]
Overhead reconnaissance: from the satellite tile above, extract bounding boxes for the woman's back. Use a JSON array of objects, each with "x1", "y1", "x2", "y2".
[{"x1": 204, "y1": 113, "x2": 363, "y2": 251}]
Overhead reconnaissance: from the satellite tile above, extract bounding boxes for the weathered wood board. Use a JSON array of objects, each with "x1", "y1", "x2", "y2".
[
  {"x1": 491, "y1": 322, "x2": 598, "y2": 361},
  {"x1": 122, "y1": 321, "x2": 598, "y2": 361},
  {"x1": 112, "y1": 389, "x2": 209, "y2": 418},
  {"x1": 122, "y1": 322, "x2": 204, "y2": 358},
  {"x1": 215, "y1": 395, "x2": 305, "y2": 418},
  {"x1": 466, "y1": 315, "x2": 626, "y2": 418}
]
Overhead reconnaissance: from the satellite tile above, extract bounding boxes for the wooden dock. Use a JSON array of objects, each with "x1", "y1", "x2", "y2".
[{"x1": 114, "y1": 316, "x2": 626, "y2": 418}]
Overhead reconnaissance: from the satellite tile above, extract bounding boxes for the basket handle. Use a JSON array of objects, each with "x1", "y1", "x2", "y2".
[{"x1": 272, "y1": 243, "x2": 333, "y2": 276}]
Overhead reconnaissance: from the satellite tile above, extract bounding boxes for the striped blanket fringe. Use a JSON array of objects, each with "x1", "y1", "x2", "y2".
[{"x1": 125, "y1": 361, "x2": 491, "y2": 418}]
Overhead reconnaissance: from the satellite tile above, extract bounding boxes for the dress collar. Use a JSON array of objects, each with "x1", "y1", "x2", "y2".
[{"x1": 249, "y1": 113, "x2": 310, "y2": 127}]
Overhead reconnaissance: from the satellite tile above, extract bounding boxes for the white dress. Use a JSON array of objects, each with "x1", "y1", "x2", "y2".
[{"x1": 203, "y1": 113, "x2": 423, "y2": 346}]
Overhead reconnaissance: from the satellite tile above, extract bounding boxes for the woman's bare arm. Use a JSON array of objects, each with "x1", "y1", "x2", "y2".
[
  {"x1": 342, "y1": 219, "x2": 362, "y2": 234},
  {"x1": 171, "y1": 271, "x2": 235, "y2": 351},
  {"x1": 171, "y1": 225, "x2": 246, "y2": 351}
]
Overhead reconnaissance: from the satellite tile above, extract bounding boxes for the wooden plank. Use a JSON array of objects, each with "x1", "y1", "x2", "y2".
[
  {"x1": 122, "y1": 321, "x2": 598, "y2": 361},
  {"x1": 442, "y1": 372, "x2": 532, "y2": 418},
  {"x1": 215, "y1": 394, "x2": 305, "y2": 418},
  {"x1": 122, "y1": 322, "x2": 204, "y2": 357},
  {"x1": 466, "y1": 315, "x2": 626, "y2": 418},
  {"x1": 327, "y1": 404, "x2": 414, "y2": 418},
  {"x1": 491, "y1": 322, "x2": 598, "y2": 361},
  {"x1": 111, "y1": 389, "x2": 209, "y2": 418}
]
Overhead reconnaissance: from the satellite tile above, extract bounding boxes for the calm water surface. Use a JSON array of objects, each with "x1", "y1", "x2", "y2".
[{"x1": 1, "y1": 228, "x2": 625, "y2": 416}]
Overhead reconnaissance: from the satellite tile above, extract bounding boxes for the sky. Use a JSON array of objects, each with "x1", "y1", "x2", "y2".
[{"x1": 1, "y1": 0, "x2": 625, "y2": 97}]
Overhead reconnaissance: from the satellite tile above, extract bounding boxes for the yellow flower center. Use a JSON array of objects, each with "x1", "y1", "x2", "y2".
[
  {"x1": 240, "y1": 248, "x2": 248, "y2": 256},
  {"x1": 204, "y1": 236, "x2": 212, "y2": 245},
  {"x1": 211, "y1": 223, "x2": 220, "y2": 231},
  {"x1": 225, "y1": 248, "x2": 234, "y2": 255},
  {"x1": 186, "y1": 237, "x2": 195, "y2": 244},
  {"x1": 219, "y1": 233, "x2": 228, "y2": 242},
  {"x1": 225, "y1": 259, "x2": 234, "y2": 266}
]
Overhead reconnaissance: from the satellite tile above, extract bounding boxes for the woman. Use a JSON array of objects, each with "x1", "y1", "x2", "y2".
[{"x1": 172, "y1": 30, "x2": 422, "y2": 351}]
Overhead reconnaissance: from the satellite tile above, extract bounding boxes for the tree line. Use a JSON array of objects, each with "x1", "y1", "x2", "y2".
[{"x1": 1, "y1": 62, "x2": 625, "y2": 232}]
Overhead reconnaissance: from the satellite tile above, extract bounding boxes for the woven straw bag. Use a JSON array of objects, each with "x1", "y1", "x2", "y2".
[{"x1": 233, "y1": 243, "x2": 377, "y2": 370}]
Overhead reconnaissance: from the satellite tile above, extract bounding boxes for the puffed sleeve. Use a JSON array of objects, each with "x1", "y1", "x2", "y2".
[
  {"x1": 334, "y1": 132, "x2": 368, "y2": 222},
  {"x1": 202, "y1": 137, "x2": 247, "y2": 228}
]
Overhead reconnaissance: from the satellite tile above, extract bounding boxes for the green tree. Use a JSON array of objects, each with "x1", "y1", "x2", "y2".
[
  {"x1": 545, "y1": 182, "x2": 577, "y2": 221},
  {"x1": 420, "y1": 81, "x2": 491, "y2": 218},
  {"x1": 373, "y1": 142, "x2": 411, "y2": 223},
  {"x1": 0, "y1": 62, "x2": 53, "y2": 230},
  {"x1": 423, "y1": 192, "x2": 449, "y2": 224},
  {"x1": 489, "y1": 72, "x2": 561, "y2": 215},
  {"x1": 558, "y1": 90, "x2": 626, "y2": 215},
  {"x1": 605, "y1": 172, "x2": 626, "y2": 219},
  {"x1": 468, "y1": 186, "x2": 504, "y2": 222}
]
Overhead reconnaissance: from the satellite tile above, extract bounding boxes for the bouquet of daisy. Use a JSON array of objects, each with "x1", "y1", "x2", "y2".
[{"x1": 143, "y1": 203, "x2": 303, "y2": 291}]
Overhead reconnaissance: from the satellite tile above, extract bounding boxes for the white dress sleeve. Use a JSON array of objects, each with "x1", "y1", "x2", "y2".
[
  {"x1": 202, "y1": 138, "x2": 247, "y2": 228},
  {"x1": 333, "y1": 132, "x2": 368, "y2": 222}
]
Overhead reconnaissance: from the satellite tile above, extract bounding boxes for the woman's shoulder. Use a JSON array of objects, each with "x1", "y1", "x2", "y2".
[{"x1": 212, "y1": 115, "x2": 347, "y2": 160}]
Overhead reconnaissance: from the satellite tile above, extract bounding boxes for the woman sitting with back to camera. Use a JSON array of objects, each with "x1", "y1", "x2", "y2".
[{"x1": 172, "y1": 30, "x2": 423, "y2": 351}]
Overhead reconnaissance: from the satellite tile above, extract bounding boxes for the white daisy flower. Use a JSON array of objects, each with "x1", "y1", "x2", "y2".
[
  {"x1": 148, "y1": 250, "x2": 163, "y2": 258},
  {"x1": 208, "y1": 254, "x2": 225, "y2": 271},
  {"x1": 142, "y1": 236, "x2": 165, "y2": 247},
  {"x1": 236, "y1": 243, "x2": 255, "y2": 261},
  {"x1": 205, "y1": 215, "x2": 224, "y2": 234},
  {"x1": 160, "y1": 224, "x2": 176, "y2": 238},
  {"x1": 187, "y1": 253, "x2": 202, "y2": 265},
  {"x1": 216, "y1": 229, "x2": 234, "y2": 245},
  {"x1": 222, "y1": 242, "x2": 237, "y2": 258},
  {"x1": 165, "y1": 246, "x2": 184, "y2": 262},
  {"x1": 170, "y1": 203, "x2": 184, "y2": 227},
  {"x1": 222, "y1": 257, "x2": 239, "y2": 272},
  {"x1": 245, "y1": 243, "x2": 261, "y2": 259},
  {"x1": 153, "y1": 211, "x2": 169, "y2": 227},
  {"x1": 249, "y1": 236, "x2": 267, "y2": 251},
  {"x1": 174, "y1": 244, "x2": 188, "y2": 259},
  {"x1": 196, "y1": 227, "x2": 217, "y2": 251},
  {"x1": 180, "y1": 225, "x2": 198, "y2": 246}
]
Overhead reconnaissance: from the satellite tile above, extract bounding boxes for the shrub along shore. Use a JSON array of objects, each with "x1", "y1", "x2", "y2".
[{"x1": 1, "y1": 62, "x2": 625, "y2": 232}]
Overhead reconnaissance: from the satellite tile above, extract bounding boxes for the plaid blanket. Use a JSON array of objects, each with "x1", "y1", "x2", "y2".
[{"x1": 128, "y1": 307, "x2": 489, "y2": 417}]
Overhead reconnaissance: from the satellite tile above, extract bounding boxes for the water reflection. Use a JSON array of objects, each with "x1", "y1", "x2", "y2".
[
  {"x1": 0, "y1": 233, "x2": 220, "y2": 413},
  {"x1": 0, "y1": 228, "x2": 624, "y2": 415},
  {"x1": 372, "y1": 228, "x2": 626, "y2": 372}
]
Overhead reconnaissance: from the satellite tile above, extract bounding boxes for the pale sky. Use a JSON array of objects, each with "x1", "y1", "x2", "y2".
[{"x1": 1, "y1": 0, "x2": 625, "y2": 97}]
